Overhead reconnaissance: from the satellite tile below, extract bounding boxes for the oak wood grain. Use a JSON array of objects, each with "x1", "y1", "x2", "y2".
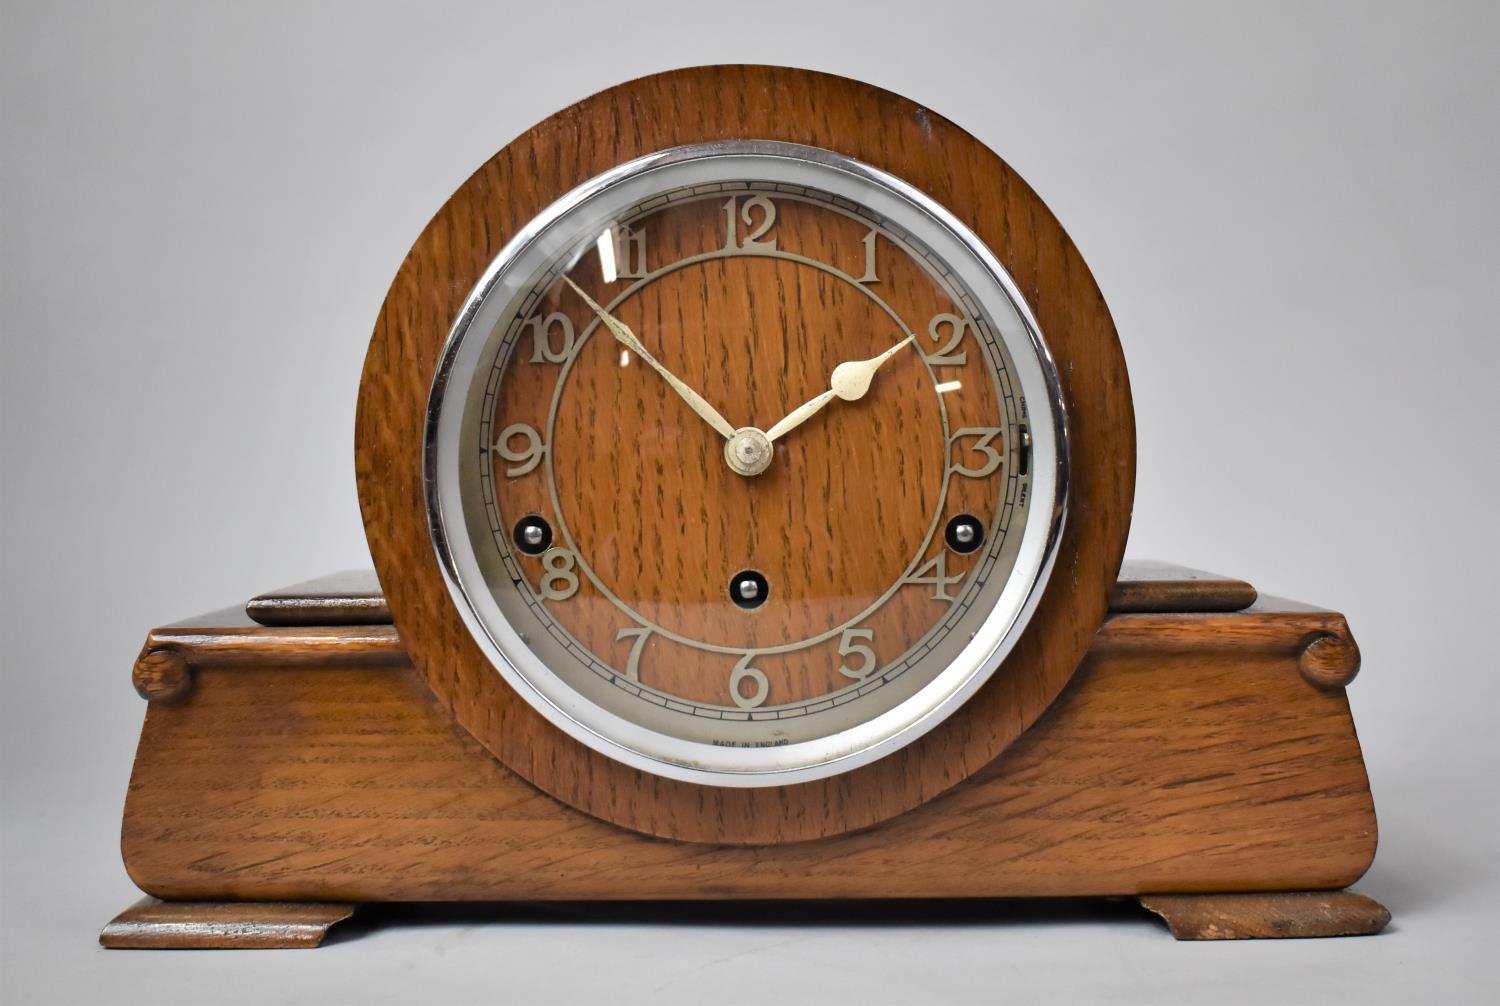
[
  {"x1": 119, "y1": 600, "x2": 1376, "y2": 900},
  {"x1": 355, "y1": 64, "x2": 1135, "y2": 844},
  {"x1": 1108, "y1": 560, "x2": 1256, "y2": 613}
]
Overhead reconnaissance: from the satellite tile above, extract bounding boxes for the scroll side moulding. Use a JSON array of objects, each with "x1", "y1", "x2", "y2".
[
  {"x1": 1095, "y1": 600, "x2": 1363, "y2": 690},
  {"x1": 131, "y1": 623, "x2": 405, "y2": 703}
]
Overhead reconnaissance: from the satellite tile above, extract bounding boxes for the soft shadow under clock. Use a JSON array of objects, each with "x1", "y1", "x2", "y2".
[{"x1": 325, "y1": 898, "x2": 1154, "y2": 944}]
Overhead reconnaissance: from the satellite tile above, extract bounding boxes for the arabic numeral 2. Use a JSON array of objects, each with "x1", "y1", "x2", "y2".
[
  {"x1": 924, "y1": 312, "x2": 969, "y2": 367},
  {"x1": 904, "y1": 552, "x2": 964, "y2": 602}
]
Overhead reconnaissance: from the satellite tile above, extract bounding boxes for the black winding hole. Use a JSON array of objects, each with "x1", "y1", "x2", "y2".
[
  {"x1": 512, "y1": 515, "x2": 553, "y2": 555},
  {"x1": 729, "y1": 569, "x2": 769, "y2": 610},
  {"x1": 945, "y1": 514, "x2": 985, "y2": 554}
]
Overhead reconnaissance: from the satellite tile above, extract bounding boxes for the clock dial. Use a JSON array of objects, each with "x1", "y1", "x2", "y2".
[{"x1": 429, "y1": 143, "x2": 1065, "y2": 784}]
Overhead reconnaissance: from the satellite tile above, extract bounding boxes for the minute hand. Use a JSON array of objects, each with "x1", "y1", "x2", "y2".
[
  {"x1": 562, "y1": 277, "x2": 737, "y2": 441},
  {"x1": 764, "y1": 335, "x2": 915, "y2": 443}
]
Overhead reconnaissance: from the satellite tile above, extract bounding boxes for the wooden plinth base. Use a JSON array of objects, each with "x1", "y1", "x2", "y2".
[
  {"x1": 106, "y1": 564, "x2": 1385, "y2": 946},
  {"x1": 100, "y1": 892, "x2": 1389, "y2": 948},
  {"x1": 1138, "y1": 891, "x2": 1391, "y2": 940},
  {"x1": 99, "y1": 898, "x2": 355, "y2": 949}
]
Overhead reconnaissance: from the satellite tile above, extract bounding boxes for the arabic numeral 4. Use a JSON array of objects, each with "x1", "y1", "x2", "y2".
[{"x1": 904, "y1": 552, "x2": 964, "y2": 602}]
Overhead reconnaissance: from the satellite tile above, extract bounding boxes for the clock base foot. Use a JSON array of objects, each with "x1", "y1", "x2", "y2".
[
  {"x1": 1137, "y1": 890, "x2": 1390, "y2": 940},
  {"x1": 99, "y1": 897, "x2": 356, "y2": 950},
  {"x1": 98, "y1": 894, "x2": 1389, "y2": 947}
]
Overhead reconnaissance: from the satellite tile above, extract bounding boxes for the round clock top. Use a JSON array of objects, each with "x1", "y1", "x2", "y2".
[{"x1": 358, "y1": 66, "x2": 1133, "y2": 843}]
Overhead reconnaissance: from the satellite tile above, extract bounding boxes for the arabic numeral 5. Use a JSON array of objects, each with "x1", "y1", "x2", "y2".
[{"x1": 837, "y1": 628, "x2": 877, "y2": 680}]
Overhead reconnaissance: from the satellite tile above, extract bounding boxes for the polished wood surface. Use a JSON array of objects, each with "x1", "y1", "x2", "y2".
[
  {"x1": 1108, "y1": 560, "x2": 1256, "y2": 613},
  {"x1": 356, "y1": 65, "x2": 1136, "y2": 844},
  {"x1": 100, "y1": 898, "x2": 354, "y2": 950},
  {"x1": 119, "y1": 585, "x2": 1376, "y2": 901},
  {"x1": 131, "y1": 620, "x2": 404, "y2": 704},
  {"x1": 247, "y1": 570, "x2": 388, "y2": 626},
  {"x1": 1299, "y1": 631, "x2": 1363, "y2": 689},
  {"x1": 1138, "y1": 892, "x2": 1390, "y2": 940}
]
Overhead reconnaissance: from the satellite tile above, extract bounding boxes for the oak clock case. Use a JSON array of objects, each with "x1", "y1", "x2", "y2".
[
  {"x1": 359, "y1": 67, "x2": 1133, "y2": 846},
  {"x1": 104, "y1": 66, "x2": 1384, "y2": 948},
  {"x1": 427, "y1": 142, "x2": 1066, "y2": 787}
]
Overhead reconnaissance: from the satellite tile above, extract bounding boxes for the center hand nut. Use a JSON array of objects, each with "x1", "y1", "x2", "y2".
[{"x1": 725, "y1": 427, "x2": 774, "y2": 477}]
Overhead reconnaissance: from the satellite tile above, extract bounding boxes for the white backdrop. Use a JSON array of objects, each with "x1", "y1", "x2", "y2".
[{"x1": 3, "y1": 2, "x2": 1496, "y2": 1003}]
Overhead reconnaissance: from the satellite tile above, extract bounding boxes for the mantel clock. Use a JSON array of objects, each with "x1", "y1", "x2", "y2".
[{"x1": 102, "y1": 66, "x2": 1386, "y2": 947}]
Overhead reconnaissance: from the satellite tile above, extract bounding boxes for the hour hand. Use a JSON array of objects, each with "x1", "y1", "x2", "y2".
[
  {"x1": 562, "y1": 277, "x2": 737, "y2": 441},
  {"x1": 765, "y1": 335, "x2": 915, "y2": 443}
]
